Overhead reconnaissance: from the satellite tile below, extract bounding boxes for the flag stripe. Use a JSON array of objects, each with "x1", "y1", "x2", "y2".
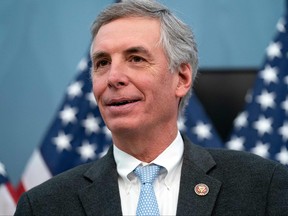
[
  {"x1": 6, "y1": 182, "x2": 18, "y2": 203},
  {"x1": 0, "y1": 184, "x2": 16, "y2": 215},
  {"x1": 0, "y1": 161, "x2": 17, "y2": 215},
  {"x1": 16, "y1": 182, "x2": 26, "y2": 200},
  {"x1": 21, "y1": 149, "x2": 52, "y2": 191}
]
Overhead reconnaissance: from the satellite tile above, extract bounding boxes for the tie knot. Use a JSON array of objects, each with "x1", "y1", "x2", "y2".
[{"x1": 134, "y1": 164, "x2": 161, "y2": 184}]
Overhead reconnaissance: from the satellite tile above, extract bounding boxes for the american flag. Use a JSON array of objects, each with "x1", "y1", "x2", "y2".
[
  {"x1": 17, "y1": 51, "x2": 224, "y2": 195},
  {"x1": 226, "y1": 11, "x2": 288, "y2": 166},
  {"x1": 0, "y1": 161, "x2": 17, "y2": 215}
]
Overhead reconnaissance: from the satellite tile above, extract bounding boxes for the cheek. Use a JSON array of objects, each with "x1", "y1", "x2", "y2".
[
  {"x1": 92, "y1": 76, "x2": 106, "y2": 101},
  {"x1": 92, "y1": 85, "x2": 99, "y2": 102}
]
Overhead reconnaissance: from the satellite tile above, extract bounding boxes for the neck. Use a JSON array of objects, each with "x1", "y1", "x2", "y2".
[{"x1": 112, "y1": 125, "x2": 178, "y2": 163}]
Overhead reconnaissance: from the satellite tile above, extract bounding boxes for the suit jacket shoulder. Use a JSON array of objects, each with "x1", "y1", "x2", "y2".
[
  {"x1": 178, "y1": 134, "x2": 288, "y2": 216},
  {"x1": 14, "y1": 146, "x2": 123, "y2": 216}
]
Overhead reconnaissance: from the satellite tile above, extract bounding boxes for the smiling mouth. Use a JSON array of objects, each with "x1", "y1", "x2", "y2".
[{"x1": 109, "y1": 99, "x2": 140, "y2": 106}]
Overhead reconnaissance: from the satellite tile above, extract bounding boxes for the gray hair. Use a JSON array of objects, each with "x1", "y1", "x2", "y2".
[{"x1": 90, "y1": 0, "x2": 198, "y2": 112}]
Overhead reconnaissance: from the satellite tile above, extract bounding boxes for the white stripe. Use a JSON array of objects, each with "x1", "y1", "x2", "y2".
[
  {"x1": 0, "y1": 184, "x2": 16, "y2": 215},
  {"x1": 22, "y1": 149, "x2": 52, "y2": 190}
]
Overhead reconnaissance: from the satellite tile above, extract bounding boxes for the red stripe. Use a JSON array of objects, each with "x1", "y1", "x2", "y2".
[
  {"x1": 16, "y1": 182, "x2": 26, "y2": 202},
  {"x1": 5, "y1": 182, "x2": 19, "y2": 203}
]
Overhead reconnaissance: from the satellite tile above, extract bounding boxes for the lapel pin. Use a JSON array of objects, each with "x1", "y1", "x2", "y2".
[{"x1": 194, "y1": 183, "x2": 209, "y2": 196}]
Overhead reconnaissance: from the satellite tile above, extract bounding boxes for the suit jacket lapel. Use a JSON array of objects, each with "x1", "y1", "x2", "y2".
[
  {"x1": 77, "y1": 135, "x2": 222, "y2": 215},
  {"x1": 176, "y1": 135, "x2": 222, "y2": 216},
  {"x1": 78, "y1": 146, "x2": 123, "y2": 216}
]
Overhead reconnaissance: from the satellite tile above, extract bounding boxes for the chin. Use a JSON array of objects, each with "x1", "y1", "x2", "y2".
[{"x1": 107, "y1": 122, "x2": 141, "y2": 135}]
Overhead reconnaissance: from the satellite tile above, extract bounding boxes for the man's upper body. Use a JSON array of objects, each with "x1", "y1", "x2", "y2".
[
  {"x1": 14, "y1": 0, "x2": 288, "y2": 215},
  {"x1": 15, "y1": 134, "x2": 288, "y2": 216}
]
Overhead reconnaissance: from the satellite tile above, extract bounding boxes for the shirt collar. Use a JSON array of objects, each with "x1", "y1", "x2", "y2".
[
  {"x1": 152, "y1": 131, "x2": 184, "y2": 187},
  {"x1": 114, "y1": 144, "x2": 141, "y2": 184},
  {"x1": 113, "y1": 131, "x2": 184, "y2": 187}
]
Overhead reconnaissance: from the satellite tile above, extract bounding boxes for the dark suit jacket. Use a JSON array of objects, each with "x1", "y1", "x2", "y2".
[{"x1": 15, "y1": 135, "x2": 288, "y2": 216}]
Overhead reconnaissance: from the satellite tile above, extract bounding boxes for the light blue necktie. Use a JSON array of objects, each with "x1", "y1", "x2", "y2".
[{"x1": 134, "y1": 164, "x2": 161, "y2": 216}]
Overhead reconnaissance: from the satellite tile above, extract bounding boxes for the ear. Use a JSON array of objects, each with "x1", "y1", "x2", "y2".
[{"x1": 175, "y1": 63, "x2": 193, "y2": 97}]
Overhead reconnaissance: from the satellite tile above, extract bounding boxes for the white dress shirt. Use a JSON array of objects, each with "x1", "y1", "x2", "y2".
[{"x1": 113, "y1": 131, "x2": 184, "y2": 216}]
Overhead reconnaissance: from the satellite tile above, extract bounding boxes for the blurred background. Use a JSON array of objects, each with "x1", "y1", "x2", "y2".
[{"x1": 0, "y1": 0, "x2": 285, "y2": 185}]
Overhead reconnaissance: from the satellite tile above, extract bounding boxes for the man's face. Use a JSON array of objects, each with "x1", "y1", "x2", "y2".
[{"x1": 91, "y1": 17, "x2": 184, "y2": 135}]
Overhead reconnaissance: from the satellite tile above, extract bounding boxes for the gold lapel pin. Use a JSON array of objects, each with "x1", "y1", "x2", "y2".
[{"x1": 194, "y1": 183, "x2": 209, "y2": 196}]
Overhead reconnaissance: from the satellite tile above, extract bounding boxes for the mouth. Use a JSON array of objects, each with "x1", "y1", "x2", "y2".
[{"x1": 107, "y1": 98, "x2": 141, "y2": 107}]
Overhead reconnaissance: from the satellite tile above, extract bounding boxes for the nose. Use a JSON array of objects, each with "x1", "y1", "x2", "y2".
[{"x1": 107, "y1": 60, "x2": 129, "y2": 89}]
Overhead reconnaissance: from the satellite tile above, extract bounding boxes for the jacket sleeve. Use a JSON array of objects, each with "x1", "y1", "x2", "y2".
[
  {"x1": 14, "y1": 192, "x2": 34, "y2": 216},
  {"x1": 266, "y1": 163, "x2": 288, "y2": 215}
]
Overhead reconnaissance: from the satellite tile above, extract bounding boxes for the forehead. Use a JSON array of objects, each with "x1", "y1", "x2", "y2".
[{"x1": 91, "y1": 17, "x2": 161, "y2": 53}]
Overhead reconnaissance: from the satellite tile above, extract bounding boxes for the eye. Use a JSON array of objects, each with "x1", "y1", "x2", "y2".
[
  {"x1": 97, "y1": 59, "x2": 110, "y2": 68},
  {"x1": 93, "y1": 59, "x2": 111, "y2": 71},
  {"x1": 130, "y1": 56, "x2": 146, "y2": 63}
]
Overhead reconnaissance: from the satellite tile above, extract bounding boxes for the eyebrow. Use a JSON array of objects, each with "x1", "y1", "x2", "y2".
[
  {"x1": 91, "y1": 46, "x2": 153, "y2": 62},
  {"x1": 123, "y1": 46, "x2": 152, "y2": 59},
  {"x1": 91, "y1": 51, "x2": 109, "y2": 63}
]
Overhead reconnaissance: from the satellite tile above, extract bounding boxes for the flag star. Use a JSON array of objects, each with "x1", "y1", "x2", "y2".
[
  {"x1": 77, "y1": 57, "x2": 88, "y2": 71},
  {"x1": 192, "y1": 122, "x2": 212, "y2": 140},
  {"x1": 253, "y1": 116, "x2": 273, "y2": 136},
  {"x1": 226, "y1": 136, "x2": 245, "y2": 151},
  {"x1": 260, "y1": 65, "x2": 278, "y2": 84},
  {"x1": 278, "y1": 121, "x2": 288, "y2": 142},
  {"x1": 77, "y1": 141, "x2": 97, "y2": 161},
  {"x1": 276, "y1": 17, "x2": 286, "y2": 33},
  {"x1": 0, "y1": 162, "x2": 7, "y2": 177},
  {"x1": 275, "y1": 146, "x2": 288, "y2": 165},
  {"x1": 59, "y1": 105, "x2": 78, "y2": 125},
  {"x1": 82, "y1": 114, "x2": 101, "y2": 135},
  {"x1": 234, "y1": 112, "x2": 248, "y2": 129},
  {"x1": 251, "y1": 141, "x2": 270, "y2": 158},
  {"x1": 67, "y1": 81, "x2": 83, "y2": 98},
  {"x1": 86, "y1": 92, "x2": 97, "y2": 107},
  {"x1": 52, "y1": 132, "x2": 72, "y2": 152},
  {"x1": 256, "y1": 90, "x2": 276, "y2": 110},
  {"x1": 177, "y1": 115, "x2": 187, "y2": 132},
  {"x1": 281, "y1": 97, "x2": 288, "y2": 114},
  {"x1": 266, "y1": 42, "x2": 282, "y2": 60}
]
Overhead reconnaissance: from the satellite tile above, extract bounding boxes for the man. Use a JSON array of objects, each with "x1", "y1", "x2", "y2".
[{"x1": 15, "y1": 0, "x2": 288, "y2": 215}]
